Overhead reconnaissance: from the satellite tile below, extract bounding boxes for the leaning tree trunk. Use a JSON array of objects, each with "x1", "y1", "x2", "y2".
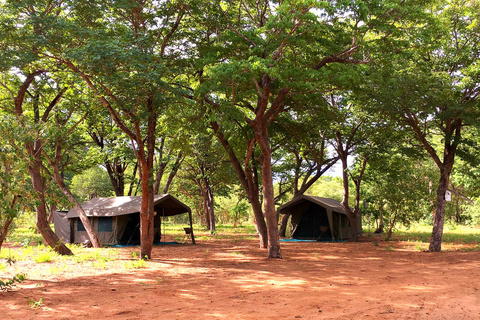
[
  {"x1": 51, "y1": 165, "x2": 102, "y2": 248},
  {"x1": 211, "y1": 121, "x2": 267, "y2": 248},
  {"x1": 0, "y1": 217, "x2": 14, "y2": 253},
  {"x1": 28, "y1": 153, "x2": 72, "y2": 255}
]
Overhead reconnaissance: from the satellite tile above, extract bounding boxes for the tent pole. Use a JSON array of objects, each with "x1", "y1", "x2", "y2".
[
  {"x1": 327, "y1": 209, "x2": 335, "y2": 242},
  {"x1": 188, "y1": 209, "x2": 195, "y2": 244},
  {"x1": 162, "y1": 208, "x2": 165, "y2": 243}
]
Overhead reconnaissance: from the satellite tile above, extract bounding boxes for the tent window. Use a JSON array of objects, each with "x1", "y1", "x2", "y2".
[
  {"x1": 77, "y1": 219, "x2": 86, "y2": 231},
  {"x1": 98, "y1": 217, "x2": 113, "y2": 232}
]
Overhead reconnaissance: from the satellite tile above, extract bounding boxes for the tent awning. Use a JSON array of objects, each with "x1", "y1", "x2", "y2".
[
  {"x1": 66, "y1": 194, "x2": 191, "y2": 218},
  {"x1": 277, "y1": 195, "x2": 347, "y2": 215}
]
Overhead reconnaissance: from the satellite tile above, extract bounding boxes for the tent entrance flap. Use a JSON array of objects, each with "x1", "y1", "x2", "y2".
[{"x1": 292, "y1": 205, "x2": 331, "y2": 240}]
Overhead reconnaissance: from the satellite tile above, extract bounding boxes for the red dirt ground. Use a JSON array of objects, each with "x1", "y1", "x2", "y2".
[{"x1": 2, "y1": 237, "x2": 480, "y2": 320}]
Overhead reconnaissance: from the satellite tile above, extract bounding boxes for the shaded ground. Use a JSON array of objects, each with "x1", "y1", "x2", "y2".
[{"x1": 2, "y1": 236, "x2": 480, "y2": 319}]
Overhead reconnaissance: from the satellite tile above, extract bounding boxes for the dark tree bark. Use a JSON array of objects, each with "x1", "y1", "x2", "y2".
[
  {"x1": 13, "y1": 72, "x2": 72, "y2": 255},
  {"x1": 403, "y1": 111, "x2": 461, "y2": 252},
  {"x1": 0, "y1": 196, "x2": 18, "y2": 252},
  {"x1": 28, "y1": 152, "x2": 72, "y2": 255},
  {"x1": 210, "y1": 121, "x2": 268, "y2": 248},
  {"x1": 45, "y1": 140, "x2": 102, "y2": 248}
]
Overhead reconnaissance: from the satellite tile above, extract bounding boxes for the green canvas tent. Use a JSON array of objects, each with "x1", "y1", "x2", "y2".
[
  {"x1": 277, "y1": 195, "x2": 361, "y2": 241},
  {"x1": 53, "y1": 194, "x2": 194, "y2": 245}
]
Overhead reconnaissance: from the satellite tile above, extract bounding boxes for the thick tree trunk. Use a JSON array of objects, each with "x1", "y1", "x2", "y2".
[
  {"x1": 28, "y1": 155, "x2": 72, "y2": 255},
  {"x1": 255, "y1": 125, "x2": 282, "y2": 259},
  {"x1": 139, "y1": 108, "x2": 157, "y2": 260},
  {"x1": 211, "y1": 121, "x2": 267, "y2": 248},
  {"x1": 139, "y1": 160, "x2": 155, "y2": 259},
  {"x1": 429, "y1": 170, "x2": 449, "y2": 252}
]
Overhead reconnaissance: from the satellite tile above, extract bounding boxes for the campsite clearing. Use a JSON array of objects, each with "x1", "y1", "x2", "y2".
[{"x1": 2, "y1": 235, "x2": 480, "y2": 320}]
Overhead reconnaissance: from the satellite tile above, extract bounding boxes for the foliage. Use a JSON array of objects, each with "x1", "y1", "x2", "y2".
[
  {"x1": 0, "y1": 274, "x2": 26, "y2": 292},
  {"x1": 70, "y1": 167, "x2": 115, "y2": 202}
]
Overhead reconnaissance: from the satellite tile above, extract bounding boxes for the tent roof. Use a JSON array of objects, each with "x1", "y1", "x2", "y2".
[
  {"x1": 277, "y1": 195, "x2": 347, "y2": 215},
  {"x1": 66, "y1": 194, "x2": 191, "y2": 218}
]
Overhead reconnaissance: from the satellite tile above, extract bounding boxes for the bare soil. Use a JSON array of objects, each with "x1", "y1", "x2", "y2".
[{"x1": 2, "y1": 236, "x2": 480, "y2": 320}]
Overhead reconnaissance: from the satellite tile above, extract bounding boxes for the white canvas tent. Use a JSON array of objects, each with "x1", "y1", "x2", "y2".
[{"x1": 53, "y1": 194, "x2": 194, "y2": 245}]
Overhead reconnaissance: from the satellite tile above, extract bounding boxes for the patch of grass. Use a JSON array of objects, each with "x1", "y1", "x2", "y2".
[
  {"x1": 394, "y1": 225, "x2": 480, "y2": 245},
  {"x1": 92, "y1": 260, "x2": 107, "y2": 269},
  {"x1": 373, "y1": 241, "x2": 379, "y2": 247},
  {"x1": 28, "y1": 298, "x2": 44, "y2": 309},
  {"x1": 385, "y1": 244, "x2": 395, "y2": 251},
  {"x1": 34, "y1": 252, "x2": 53, "y2": 263},
  {"x1": 0, "y1": 248, "x2": 20, "y2": 263},
  {"x1": 459, "y1": 244, "x2": 480, "y2": 252},
  {"x1": 414, "y1": 242, "x2": 427, "y2": 252},
  {"x1": 48, "y1": 265, "x2": 68, "y2": 275},
  {"x1": 156, "y1": 277, "x2": 166, "y2": 284},
  {"x1": 131, "y1": 251, "x2": 139, "y2": 259},
  {"x1": 8, "y1": 226, "x2": 43, "y2": 246},
  {"x1": 72, "y1": 249, "x2": 117, "y2": 264},
  {"x1": 125, "y1": 259, "x2": 147, "y2": 269}
]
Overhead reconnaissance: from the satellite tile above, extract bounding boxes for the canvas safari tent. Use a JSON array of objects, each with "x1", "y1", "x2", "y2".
[
  {"x1": 277, "y1": 195, "x2": 361, "y2": 241},
  {"x1": 53, "y1": 194, "x2": 194, "y2": 245}
]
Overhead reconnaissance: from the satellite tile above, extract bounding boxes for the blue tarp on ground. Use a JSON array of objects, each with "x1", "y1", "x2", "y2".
[
  {"x1": 111, "y1": 241, "x2": 179, "y2": 247},
  {"x1": 280, "y1": 238, "x2": 347, "y2": 243}
]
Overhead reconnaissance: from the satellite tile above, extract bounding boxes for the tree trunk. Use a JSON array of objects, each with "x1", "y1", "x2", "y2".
[
  {"x1": 46, "y1": 142, "x2": 102, "y2": 248},
  {"x1": 139, "y1": 159, "x2": 155, "y2": 259},
  {"x1": 162, "y1": 152, "x2": 183, "y2": 194},
  {"x1": 279, "y1": 213, "x2": 290, "y2": 238},
  {"x1": 203, "y1": 188, "x2": 211, "y2": 229},
  {"x1": 139, "y1": 107, "x2": 157, "y2": 260},
  {"x1": 255, "y1": 124, "x2": 282, "y2": 259},
  {"x1": 127, "y1": 162, "x2": 138, "y2": 196},
  {"x1": 0, "y1": 216, "x2": 14, "y2": 253},
  {"x1": 211, "y1": 121, "x2": 267, "y2": 248},
  {"x1": 385, "y1": 210, "x2": 397, "y2": 241},
  {"x1": 28, "y1": 153, "x2": 72, "y2": 255},
  {"x1": 429, "y1": 169, "x2": 449, "y2": 252},
  {"x1": 105, "y1": 159, "x2": 125, "y2": 196},
  {"x1": 206, "y1": 180, "x2": 215, "y2": 234},
  {"x1": 375, "y1": 203, "x2": 384, "y2": 234}
]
